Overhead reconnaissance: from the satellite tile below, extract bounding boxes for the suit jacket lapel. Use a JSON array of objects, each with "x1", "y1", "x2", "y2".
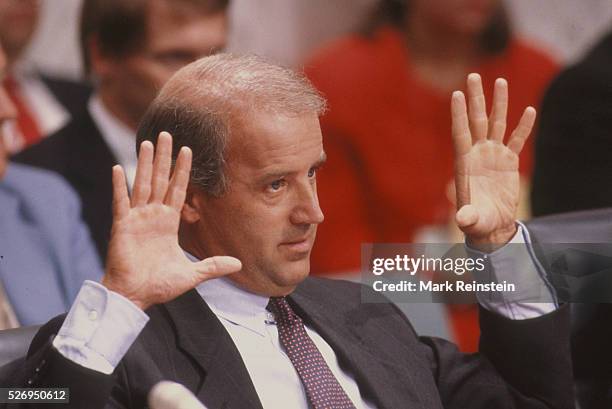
[
  {"x1": 65, "y1": 111, "x2": 117, "y2": 259},
  {"x1": 66, "y1": 111, "x2": 117, "y2": 187},
  {"x1": 163, "y1": 290, "x2": 264, "y2": 409},
  {"x1": 290, "y1": 282, "x2": 426, "y2": 409}
]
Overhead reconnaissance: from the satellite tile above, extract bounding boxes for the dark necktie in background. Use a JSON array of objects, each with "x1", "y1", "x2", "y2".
[{"x1": 267, "y1": 297, "x2": 357, "y2": 409}]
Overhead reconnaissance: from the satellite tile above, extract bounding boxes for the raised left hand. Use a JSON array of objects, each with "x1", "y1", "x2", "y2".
[{"x1": 451, "y1": 73, "x2": 536, "y2": 250}]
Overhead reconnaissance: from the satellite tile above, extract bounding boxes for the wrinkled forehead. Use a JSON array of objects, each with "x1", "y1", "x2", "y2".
[{"x1": 227, "y1": 110, "x2": 324, "y2": 172}]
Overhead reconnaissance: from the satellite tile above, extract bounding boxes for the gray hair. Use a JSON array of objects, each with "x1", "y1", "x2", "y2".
[{"x1": 136, "y1": 53, "x2": 327, "y2": 196}]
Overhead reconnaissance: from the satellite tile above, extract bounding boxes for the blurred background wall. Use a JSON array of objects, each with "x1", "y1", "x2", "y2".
[{"x1": 23, "y1": 0, "x2": 612, "y2": 80}]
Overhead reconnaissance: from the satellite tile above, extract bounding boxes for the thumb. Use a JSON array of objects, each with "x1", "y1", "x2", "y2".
[
  {"x1": 455, "y1": 205, "x2": 479, "y2": 234},
  {"x1": 194, "y1": 256, "x2": 242, "y2": 280}
]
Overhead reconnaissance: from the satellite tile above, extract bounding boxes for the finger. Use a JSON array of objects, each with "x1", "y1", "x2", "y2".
[
  {"x1": 455, "y1": 204, "x2": 479, "y2": 233},
  {"x1": 507, "y1": 106, "x2": 536, "y2": 155},
  {"x1": 466, "y1": 73, "x2": 488, "y2": 142},
  {"x1": 488, "y1": 78, "x2": 508, "y2": 142},
  {"x1": 112, "y1": 165, "x2": 130, "y2": 220},
  {"x1": 451, "y1": 91, "x2": 471, "y2": 208},
  {"x1": 132, "y1": 141, "x2": 154, "y2": 207},
  {"x1": 165, "y1": 146, "x2": 192, "y2": 210},
  {"x1": 454, "y1": 166, "x2": 470, "y2": 210},
  {"x1": 194, "y1": 256, "x2": 242, "y2": 280},
  {"x1": 150, "y1": 132, "x2": 173, "y2": 203},
  {"x1": 451, "y1": 91, "x2": 472, "y2": 156}
]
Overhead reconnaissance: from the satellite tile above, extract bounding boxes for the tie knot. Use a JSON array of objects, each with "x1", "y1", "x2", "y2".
[{"x1": 267, "y1": 297, "x2": 301, "y2": 324}]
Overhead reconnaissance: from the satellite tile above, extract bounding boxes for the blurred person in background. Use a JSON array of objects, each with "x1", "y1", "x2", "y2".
[
  {"x1": 532, "y1": 28, "x2": 612, "y2": 217},
  {"x1": 0, "y1": 44, "x2": 102, "y2": 328},
  {"x1": 0, "y1": 0, "x2": 91, "y2": 153},
  {"x1": 531, "y1": 28, "x2": 612, "y2": 409},
  {"x1": 15, "y1": 0, "x2": 229, "y2": 262},
  {"x1": 305, "y1": 0, "x2": 559, "y2": 351}
]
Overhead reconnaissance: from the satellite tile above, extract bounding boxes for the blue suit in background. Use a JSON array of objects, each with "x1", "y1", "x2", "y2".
[{"x1": 0, "y1": 163, "x2": 103, "y2": 326}]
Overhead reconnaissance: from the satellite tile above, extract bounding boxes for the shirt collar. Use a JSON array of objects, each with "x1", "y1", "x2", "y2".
[
  {"x1": 185, "y1": 252, "x2": 273, "y2": 337},
  {"x1": 196, "y1": 276, "x2": 272, "y2": 337},
  {"x1": 88, "y1": 95, "x2": 137, "y2": 182}
]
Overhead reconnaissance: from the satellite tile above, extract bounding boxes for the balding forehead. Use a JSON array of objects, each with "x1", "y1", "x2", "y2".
[
  {"x1": 227, "y1": 110, "x2": 322, "y2": 165},
  {"x1": 158, "y1": 53, "x2": 326, "y2": 119}
]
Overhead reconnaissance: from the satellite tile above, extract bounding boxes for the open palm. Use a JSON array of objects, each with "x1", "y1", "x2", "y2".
[
  {"x1": 102, "y1": 132, "x2": 241, "y2": 310},
  {"x1": 452, "y1": 74, "x2": 536, "y2": 248}
]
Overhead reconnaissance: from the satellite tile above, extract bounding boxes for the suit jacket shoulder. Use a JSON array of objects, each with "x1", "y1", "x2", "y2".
[
  {"x1": 40, "y1": 75, "x2": 92, "y2": 117},
  {"x1": 13, "y1": 110, "x2": 113, "y2": 177},
  {"x1": 0, "y1": 164, "x2": 103, "y2": 325}
]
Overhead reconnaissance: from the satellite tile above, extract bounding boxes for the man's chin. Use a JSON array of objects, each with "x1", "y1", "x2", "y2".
[
  {"x1": 273, "y1": 259, "x2": 311, "y2": 288},
  {"x1": 227, "y1": 259, "x2": 310, "y2": 296}
]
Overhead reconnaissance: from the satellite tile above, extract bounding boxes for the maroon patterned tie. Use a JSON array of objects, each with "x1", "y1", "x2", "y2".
[{"x1": 267, "y1": 297, "x2": 357, "y2": 409}]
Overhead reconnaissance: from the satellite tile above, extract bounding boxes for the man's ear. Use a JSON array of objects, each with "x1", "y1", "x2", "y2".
[{"x1": 181, "y1": 185, "x2": 204, "y2": 223}]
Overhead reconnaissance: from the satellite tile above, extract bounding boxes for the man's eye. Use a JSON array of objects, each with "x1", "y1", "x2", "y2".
[
  {"x1": 270, "y1": 180, "x2": 283, "y2": 191},
  {"x1": 308, "y1": 167, "x2": 317, "y2": 178}
]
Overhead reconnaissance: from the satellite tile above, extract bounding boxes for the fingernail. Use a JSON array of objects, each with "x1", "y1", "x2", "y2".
[{"x1": 225, "y1": 257, "x2": 242, "y2": 269}]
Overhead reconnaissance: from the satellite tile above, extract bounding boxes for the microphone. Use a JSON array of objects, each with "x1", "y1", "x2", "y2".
[{"x1": 148, "y1": 381, "x2": 208, "y2": 409}]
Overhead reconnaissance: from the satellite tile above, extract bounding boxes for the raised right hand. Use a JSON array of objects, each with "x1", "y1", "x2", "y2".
[{"x1": 102, "y1": 132, "x2": 242, "y2": 310}]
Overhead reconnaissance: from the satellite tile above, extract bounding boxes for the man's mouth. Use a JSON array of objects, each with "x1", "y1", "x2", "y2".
[{"x1": 280, "y1": 235, "x2": 312, "y2": 253}]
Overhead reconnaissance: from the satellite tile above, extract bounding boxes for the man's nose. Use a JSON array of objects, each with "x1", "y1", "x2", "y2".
[{"x1": 290, "y1": 182, "x2": 325, "y2": 226}]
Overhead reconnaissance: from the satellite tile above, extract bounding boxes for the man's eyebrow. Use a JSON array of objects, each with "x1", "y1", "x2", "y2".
[{"x1": 260, "y1": 152, "x2": 328, "y2": 181}]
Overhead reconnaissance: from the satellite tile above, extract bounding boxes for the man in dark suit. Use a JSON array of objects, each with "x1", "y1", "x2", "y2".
[
  {"x1": 12, "y1": 56, "x2": 572, "y2": 408},
  {"x1": 531, "y1": 29, "x2": 612, "y2": 409},
  {"x1": 14, "y1": 0, "x2": 230, "y2": 261},
  {"x1": 0, "y1": 0, "x2": 91, "y2": 153},
  {"x1": 531, "y1": 29, "x2": 612, "y2": 217}
]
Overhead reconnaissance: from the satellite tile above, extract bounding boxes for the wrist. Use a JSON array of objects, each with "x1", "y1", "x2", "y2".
[
  {"x1": 101, "y1": 274, "x2": 151, "y2": 311},
  {"x1": 466, "y1": 223, "x2": 517, "y2": 252}
]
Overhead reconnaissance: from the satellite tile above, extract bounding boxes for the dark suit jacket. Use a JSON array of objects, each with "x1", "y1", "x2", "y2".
[
  {"x1": 527, "y1": 209, "x2": 612, "y2": 409},
  {"x1": 13, "y1": 110, "x2": 117, "y2": 261},
  {"x1": 9, "y1": 277, "x2": 572, "y2": 409},
  {"x1": 531, "y1": 29, "x2": 612, "y2": 217},
  {"x1": 39, "y1": 75, "x2": 92, "y2": 118}
]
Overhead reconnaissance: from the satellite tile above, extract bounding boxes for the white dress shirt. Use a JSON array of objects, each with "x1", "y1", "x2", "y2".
[
  {"x1": 52, "y1": 224, "x2": 557, "y2": 406},
  {"x1": 196, "y1": 277, "x2": 377, "y2": 409},
  {"x1": 88, "y1": 95, "x2": 137, "y2": 189}
]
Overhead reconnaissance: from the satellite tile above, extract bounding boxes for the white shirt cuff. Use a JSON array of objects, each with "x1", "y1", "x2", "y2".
[
  {"x1": 52, "y1": 280, "x2": 149, "y2": 374},
  {"x1": 465, "y1": 222, "x2": 558, "y2": 320}
]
